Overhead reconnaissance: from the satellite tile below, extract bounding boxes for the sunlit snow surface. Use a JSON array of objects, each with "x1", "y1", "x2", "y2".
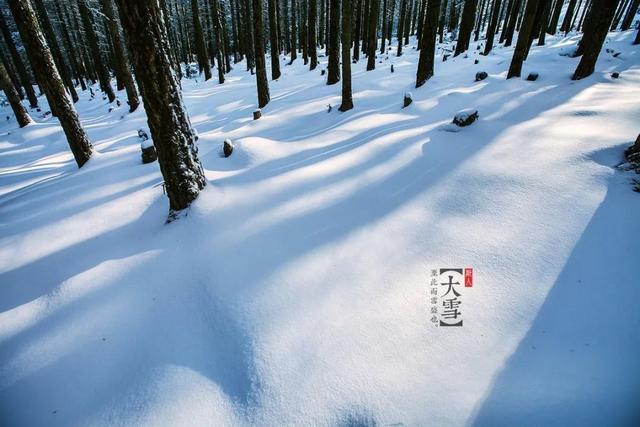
[{"x1": 1, "y1": 31, "x2": 639, "y2": 426}]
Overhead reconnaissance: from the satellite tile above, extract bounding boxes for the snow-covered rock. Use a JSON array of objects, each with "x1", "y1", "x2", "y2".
[{"x1": 453, "y1": 108, "x2": 479, "y2": 126}]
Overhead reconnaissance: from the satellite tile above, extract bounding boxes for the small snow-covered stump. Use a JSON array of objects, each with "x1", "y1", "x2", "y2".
[
  {"x1": 611, "y1": 72, "x2": 620, "y2": 79},
  {"x1": 391, "y1": 64, "x2": 394, "y2": 73},
  {"x1": 223, "y1": 139, "x2": 234, "y2": 157},
  {"x1": 253, "y1": 109, "x2": 261, "y2": 120},
  {"x1": 474, "y1": 59, "x2": 479, "y2": 64},
  {"x1": 475, "y1": 71, "x2": 488, "y2": 81},
  {"x1": 453, "y1": 109, "x2": 479, "y2": 127},
  {"x1": 138, "y1": 129, "x2": 149, "y2": 140},
  {"x1": 403, "y1": 92, "x2": 413, "y2": 108},
  {"x1": 526, "y1": 72, "x2": 539, "y2": 81},
  {"x1": 321, "y1": 69, "x2": 326, "y2": 76},
  {"x1": 141, "y1": 139, "x2": 157, "y2": 164}
]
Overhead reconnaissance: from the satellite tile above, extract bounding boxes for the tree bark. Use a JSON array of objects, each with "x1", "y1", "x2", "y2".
[
  {"x1": 416, "y1": 0, "x2": 441, "y2": 87},
  {"x1": 269, "y1": 0, "x2": 282, "y2": 78},
  {"x1": 308, "y1": 0, "x2": 318, "y2": 69},
  {"x1": 114, "y1": 0, "x2": 207, "y2": 216},
  {"x1": 573, "y1": 0, "x2": 620, "y2": 80},
  {"x1": 484, "y1": 0, "x2": 503, "y2": 54},
  {"x1": 0, "y1": 10, "x2": 37, "y2": 107},
  {"x1": 8, "y1": 0, "x2": 92, "y2": 167},
  {"x1": 454, "y1": 0, "x2": 479, "y2": 56},
  {"x1": 560, "y1": 0, "x2": 577, "y2": 32},
  {"x1": 252, "y1": 0, "x2": 270, "y2": 106},
  {"x1": 327, "y1": 0, "x2": 340, "y2": 83},
  {"x1": 339, "y1": 0, "x2": 353, "y2": 111},
  {"x1": 547, "y1": 0, "x2": 563, "y2": 33},
  {"x1": 621, "y1": 0, "x2": 639, "y2": 30},
  {"x1": 507, "y1": 0, "x2": 540, "y2": 78},
  {"x1": 367, "y1": 0, "x2": 380, "y2": 70},
  {"x1": 191, "y1": 0, "x2": 212, "y2": 80},
  {"x1": 0, "y1": 59, "x2": 30, "y2": 127},
  {"x1": 290, "y1": 0, "x2": 298, "y2": 62}
]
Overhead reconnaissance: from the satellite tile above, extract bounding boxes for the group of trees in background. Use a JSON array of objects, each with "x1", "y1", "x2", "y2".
[{"x1": 0, "y1": 0, "x2": 638, "y2": 217}]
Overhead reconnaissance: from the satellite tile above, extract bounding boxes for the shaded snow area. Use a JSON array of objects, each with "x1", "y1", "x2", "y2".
[{"x1": 1, "y1": 31, "x2": 640, "y2": 427}]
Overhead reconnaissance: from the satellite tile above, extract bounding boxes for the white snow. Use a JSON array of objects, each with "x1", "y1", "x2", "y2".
[{"x1": 1, "y1": 30, "x2": 640, "y2": 426}]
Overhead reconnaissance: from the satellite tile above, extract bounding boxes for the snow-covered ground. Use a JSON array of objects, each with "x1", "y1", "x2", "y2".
[{"x1": 1, "y1": 30, "x2": 639, "y2": 426}]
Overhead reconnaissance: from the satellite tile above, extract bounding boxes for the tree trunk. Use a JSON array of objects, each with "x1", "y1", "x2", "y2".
[
  {"x1": 503, "y1": 0, "x2": 523, "y2": 45},
  {"x1": 114, "y1": 0, "x2": 207, "y2": 216},
  {"x1": 327, "y1": 0, "x2": 340, "y2": 83},
  {"x1": 354, "y1": 0, "x2": 363, "y2": 61},
  {"x1": 484, "y1": 0, "x2": 503, "y2": 54},
  {"x1": 191, "y1": 0, "x2": 212, "y2": 80},
  {"x1": 0, "y1": 11, "x2": 38, "y2": 107},
  {"x1": 269, "y1": 0, "x2": 282, "y2": 78},
  {"x1": 367, "y1": 0, "x2": 380, "y2": 70},
  {"x1": 339, "y1": 0, "x2": 353, "y2": 111},
  {"x1": 0, "y1": 60, "x2": 30, "y2": 127},
  {"x1": 290, "y1": 0, "x2": 298, "y2": 62},
  {"x1": 8, "y1": 0, "x2": 92, "y2": 167},
  {"x1": 507, "y1": 0, "x2": 540, "y2": 78},
  {"x1": 78, "y1": 0, "x2": 116, "y2": 102},
  {"x1": 252, "y1": 0, "x2": 270, "y2": 106},
  {"x1": 560, "y1": 0, "x2": 577, "y2": 32},
  {"x1": 0, "y1": 51, "x2": 24, "y2": 99},
  {"x1": 308, "y1": 0, "x2": 318, "y2": 69},
  {"x1": 398, "y1": 0, "x2": 407, "y2": 55},
  {"x1": 381, "y1": 0, "x2": 388, "y2": 52},
  {"x1": 416, "y1": 0, "x2": 441, "y2": 87},
  {"x1": 621, "y1": 0, "x2": 639, "y2": 30},
  {"x1": 454, "y1": 0, "x2": 479, "y2": 56},
  {"x1": 573, "y1": 0, "x2": 619, "y2": 80},
  {"x1": 100, "y1": 0, "x2": 140, "y2": 111},
  {"x1": 547, "y1": 0, "x2": 563, "y2": 33}
]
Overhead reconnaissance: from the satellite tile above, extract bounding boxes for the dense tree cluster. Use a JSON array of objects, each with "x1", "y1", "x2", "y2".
[{"x1": 0, "y1": 0, "x2": 637, "y2": 217}]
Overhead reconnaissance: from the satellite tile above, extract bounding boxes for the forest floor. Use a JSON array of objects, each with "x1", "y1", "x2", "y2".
[{"x1": 1, "y1": 30, "x2": 640, "y2": 426}]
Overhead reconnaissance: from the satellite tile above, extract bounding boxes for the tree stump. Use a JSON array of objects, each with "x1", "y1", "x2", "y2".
[
  {"x1": 141, "y1": 139, "x2": 157, "y2": 164},
  {"x1": 475, "y1": 71, "x2": 488, "y2": 81},
  {"x1": 453, "y1": 109, "x2": 479, "y2": 127},
  {"x1": 526, "y1": 72, "x2": 539, "y2": 81},
  {"x1": 253, "y1": 109, "x2": 261, "y2": 120},
  {"x1": 223, "y1": 139, "x2": 234, "y2": 157},
  {"x1": 611, "y1": 72, "x2": 620, "y2": 78},
  {"x1": 403, "y1": 92, "x2": 413, "y2": 108}
]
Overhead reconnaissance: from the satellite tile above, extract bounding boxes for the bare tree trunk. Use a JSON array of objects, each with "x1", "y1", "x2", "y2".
[
  {"x1": 308, "y1": 0, "x2": 318, "y2": 69},
  {"x1": 621, "y1": 0, "x2": 639, "y2": 30},
  {"x1": 0, "y1": 60, "x2": 30, "y2": 127},
  {"x1": 573, "y1": 0, "x2": 619, "y2": 80},
  {"x1": 560, "y1": 0, "x2": 577, "y2": 32},
  {"x1": 454, "y1": 0, "x2": 479, "y2": 56},
  {"x1": 327, "y1": 0, "x2": 340, "y2": 83},
  {"x1": 397, "y1": 0, "x2": 407, "y2": 56},
  {"x1": 367, "y1": 0, "x2": 379, "y2": 70},
  {"x1": 507, "y1": 0, "x2": 540, "y2": 78},
  {"x1": 269, "y1": 0, "x2": 282, "y2": 78},
  {"x1": 484, "y1": 0, "x2": 502, "y2": 54},
  {"x1": 354, "y1": 0, "x2": 363, "y2": 61},
  {"x1": 192, "y1": 0, "x2": 212, "y2": 80},
  {"x1": 8, "y1": 0, "x2": 92, "y2": 167},
  {"x1": 114, "y1": 0, "x2": 207, "y2": 217},
  {"x1": 547, "y1": 0, "x2": 563, "y2": 33},
  {"x1": 252, "y1": 0, "x2": 270, "y2": 106},
  {"x1": 290, "y1": 0, "x2": 298, "y2": 62},
  {"x1": 339, "y1": 0, "x2": 354, "y2": 111},
  {"x1": 416, "y1": 0, "x2": 441, "y2": 87},
  {"x1": 0, "y1": 11, "x2": 38, "y2": 107}
]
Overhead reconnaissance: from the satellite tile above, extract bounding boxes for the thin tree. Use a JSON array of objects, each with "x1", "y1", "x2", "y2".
[
  {"x1": 77, "y1": 0, "x2": 116, "y2": 102},
  {"x1": 366, "y1": 0, "x2": 379, "y2": 70},
  {"x1": 380, "y1": 0, "x2": 388, "y2": 52},
  {"x1": 484, "y1": 0, "x2": 503, "y2": 54},
  {"x1": 547, "y1": 0, "x2": 564, "y2": 33},
  {"x1": 573, "y1": 0, "x2": 620, "y2": 80},
  {"x1": 327, "y1": 0, "x2": 340, "y2": 84},
  {"x1": 454, "y1": 0, "x2": 479, "y2": 56},
  {"x1": 114, "y1": 0, "x2": 207, "y2": 216},
  {"x1": 339, "y1": 0, "x2": 353, "y2": 111},
  {"x1": 269, "y1": 0, "x2": 282, "y2": 78},
  {"x1": 397, "y1": 0, "x2": 407, "y2": 55},
  {"x1": 191, "y1": 0, "x2": 212, "y2": 80},
  {"x1": 560, "y1": 0, "x2": 577, "y2": 32},
  {"x1": 507, "y1": 0, "x2": 540, "y2": 78},
  {"x1": 290, "y1": 0, "x2": 298, "y2": 62},
  {"x1": 99, "y1": 0, "x2": 140, "y2": 111},
  {"x1": 8, "y1": 0, "x2": 92, "y2": 167},
  {"x1": 621, "y1": 0, "x2": 639, "y2": 30},
  {"x1": 0, "y1": 10, "x2": 37, "y2": 107},
  {"x1": 308, "y1": 0, "x2": 318, "y2": 69},
  {"x1": 416, "y1": 0, "x2": 441, "y2": 87},
  {"x1": 252, "y1": 0, "x2": 270, "y2": 106},
  {"x1": 0, "y1": 60, "x2": 30, "y2": 127},
  {"x1": 354, "y1": 0, "x2": 363, "y2": 61}
]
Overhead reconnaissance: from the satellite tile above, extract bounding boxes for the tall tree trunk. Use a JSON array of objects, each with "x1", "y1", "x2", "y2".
[
  {"x1": 8, "y1": 0, "x2": 92, "y2": 167},
  {"x1": 32, "y1": 0, "x2": 78, "y2": 103},
  {"x1": 339, "y1": 0, "x2": 353, "y2": 111},
  {"x1": 290, "y1": 0, "x2": 298, "y2": 61},
  {"x1": 100, "y1": 0, "x2": 140, "y2": 111},
  {"x1": 308, "y1": 0, "x2": 318, "y2": 69},
  {"x1": 269, "y1": 0, "x2": 282, "y2": 78},
  {"x1": 416, "y1": 0, "x2": 442, "y2": 87},
  {"x1": 381, "y1": 0, "x2": 388, "y2": 52},
  {"x1": 0, "y1": 11, "x2": 37, "y2": 107},
  {"x1": 573, "y1": 0, "x2": 619, "y2": 79},
  {"x1": 454, "y1": 0, "x2": 479, "y2": 56},
  {"x1": 503, "y1": 0, "x2": 523, "y2": 45},
  {"x1": 0, "y1": 60, "x2": 30, "y2": 127},
  {"x1": 252, "y1": 0, "x2": 270, "y2": 106},
  {"x1": 397, "y1": 0, "x2": 407, "y2": 55},
  {"x1": 484, "y1": 0, "x2": 503, "y2": 54},
  {"x1": 536, "y1": 0, "x2": 551, "y2": 44},
  {"x1": 55, "y1": 1, "x2": 87, "y2": 90},
  {"x1": 611, "y1": 0, "x2": 629, "y2": 30},
  {"x1": 0, "y1": 51, "x2": 24, "y2": 99},
  {"x1": 327, "y1": 0, "x2": 340, "y2": 83},
  {"x1": 114, "y1": 0, "x2": 207, "y2": 217},
  {"x1": 547, "y1": 0, "x2": 563, "y2": 33},
  {"x1": 560, "y1": 0, "x2": 577, "y2": 32},
  {"x1": 78, "y1": 0, "x2": 116, "y2": 102},
  {"x1": 621, "y1": 0, "x2": 639, "y2": 30},
  {"x1": 191, "y1": 0, "x2": 212, "y2": 80},
  {"x1": 367, "y1": 0, "x2": 380, "y2": 70},
  {"x1": 354, "y1": 0, "x2": 363, "y2": 61},
  {"x1": 634, "y1": 25, "x2": 640, "y2": 43},
  {"x1": 507, "y1": 0, "x2": 540, "y2": 78},
  {"x1": 474, "y1": 0, "x2": 488, "y2": 41}
]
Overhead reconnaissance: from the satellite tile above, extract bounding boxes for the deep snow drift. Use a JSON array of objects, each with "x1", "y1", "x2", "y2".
[{"x1": 1, "y1": 30, "x2": 640, "y2": 426}]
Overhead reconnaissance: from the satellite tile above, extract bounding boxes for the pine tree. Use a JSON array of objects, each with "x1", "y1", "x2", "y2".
[
  {"x1": 191, "y1": 0, "x2": 212, "y2": 80},
  {"x1": 354, "y1": 0, "x2": 363, "y2": 61},
  {"x1": 621, "y1": 0, "x2": 639, "y2": 30},
  {"x1": 381, "y1": 0, "x2": 388, "y2": 52},
  {"x1": 339, "y1": 0, "x2": 353, "y2": 111},
  {"x1": 503, "y1": 0, "x2": 522, "y2": 46},
  {"x1": 269, "y1": 0, "x2": 282, "y2": 78},
  {"x1": 77, "y1": 0, "x2": 116, "y2": 102},
  {"x1": 290, "y1": 0, "x2": 298, "y2": 62},
  {"x1": 327, "y1": 0, "x2": 340, "y2": 84},
  {"x1": 507, "y1": 0, "x2": 540, "y2": 78},
  {"x1": 8, "y1": 0, "x2": 92, "y2": 167},
  {"x1": 454, "y1": 0, "x2": 479, "y2": 56},
  {"x1": 308, "y1": 0, "x2": 318, "y2": 69},
  {"x1": 114, "y1": 0, "x2": 207, "y2": 216},
  {"x1": 252, "y1": 0, "x2": 270, "y2": 106},
  {"x1": 560, "y1": 0, "x2": 577, "y2": 32},
  {"x1": 416, "y1": 0, "x2": 441, "y2": 87},
  {"x1": 573, "y1": 0, "x2": 620, "y2": 80},
  {"x1": 99, "y1": 0, "x2": 140, "y2": 111},
  {"x1": 397, "y1": 0, "x2": 407, "y2": 56},
  {"x1": 0, "y1": 59, "x2": 30, "y2": 127},
  {"x1": 484, "y1": 0, "x2": 503, "y2": 54},
  {"x1": 366, "y1": 0, "x2": 379, "y2": 70},
  {"x1": 547, "y1": 0, "x2": 564, "y2": 34},
  {"x1": 0, "y1": 10, "x2": 37, "y2": 108}
]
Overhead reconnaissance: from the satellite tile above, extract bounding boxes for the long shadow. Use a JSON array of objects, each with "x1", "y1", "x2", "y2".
[{"x1": 470, "y1": 147, "x2": 640, "y2": 427}]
